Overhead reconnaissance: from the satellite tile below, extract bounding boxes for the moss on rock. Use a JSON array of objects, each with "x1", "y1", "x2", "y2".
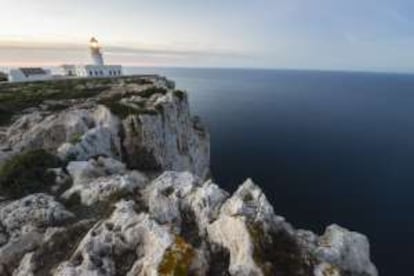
[
  {"x1": 248, "y1": 223, "x2": 314, "y2": 276},
  {"x1": 158, "y1": 236, "x2": 195, "y2": 276}
]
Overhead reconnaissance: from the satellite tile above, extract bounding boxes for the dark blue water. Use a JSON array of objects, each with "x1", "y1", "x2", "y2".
[{"x1": 127, "y1": 67, "x2": 414, "y2": 275}]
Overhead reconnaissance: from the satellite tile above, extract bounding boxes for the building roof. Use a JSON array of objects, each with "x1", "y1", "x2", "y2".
[{"x1": 18, "y1": 68, "x2": 48, "y2": 77}]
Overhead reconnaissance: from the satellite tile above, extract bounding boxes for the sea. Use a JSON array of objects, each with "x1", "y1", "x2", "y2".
[{"x1": 127, "y1": 67, "x2": 414, "y2": 275}]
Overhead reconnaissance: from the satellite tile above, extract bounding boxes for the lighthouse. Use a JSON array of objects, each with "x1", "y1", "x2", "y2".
[
  {"x1": 59, "y1": 38, "x2": 122, "y2": 78},
  {"x1": 90, "y1": 37, "x2": 104, "y2": 66}
]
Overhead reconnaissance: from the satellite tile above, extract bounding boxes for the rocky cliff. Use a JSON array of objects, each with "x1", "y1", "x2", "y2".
[{"x1": 0, "y1": 76, "x2": 377, "y2": 276}]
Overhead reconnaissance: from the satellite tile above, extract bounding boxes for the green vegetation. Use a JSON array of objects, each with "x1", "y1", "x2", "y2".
[
  {"x1": 123, "y1": 77, "x2": 153, "y2": 85},
  {"x1": 0, "y1": 149, "x2": 61, "y2": 198},
  {"x1": 0, "y1": 72, "x2": 7, "y2": 82},
  {"x1": 0, "y1": 79, "x2": 110, "y2": 126},
  {"x1": 70, "y1": 133, "x2": 83, "y2": 144},
  {"x1": 0, "y1": 76, "x2": 168, "y2": 125},
  {"x1": 47, "y1": 103, "x2": 69, "y2": 112},
  {"x1": 158, "y1": 236, "x2": 195, "y2": 276},
  {"x1": 138, "y1": 87, "x2": 167, "y2": 98},
  {"x1": 98, "y1": 93, "x2": 158, "y2": 119},
  {"x1": 173, "y1": 90, "x2": 186, "y2": 101},
  {"x1": 248, "y1": 223, "x2": 314, "y2": 276},
  {"x1": 99, "y1": 100, "x2": 158, "y2": 119}
]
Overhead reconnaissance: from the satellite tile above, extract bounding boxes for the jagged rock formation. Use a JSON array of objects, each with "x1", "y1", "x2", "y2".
[
  {"x1": 0, "y1": 76, "x2": 209, "y2": 179},
  {"x1": 0, "y1": 76, "x2": 377, "y2": 275}
]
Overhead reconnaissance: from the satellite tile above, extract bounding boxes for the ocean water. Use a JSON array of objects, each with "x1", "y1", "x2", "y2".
[{"x1": 127, "y1": 67, "x2": 414, "y2": 275}]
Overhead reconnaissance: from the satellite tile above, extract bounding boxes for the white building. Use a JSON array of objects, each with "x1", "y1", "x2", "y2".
[
  {"x1": 8, "y1": 68, "x2": 52, "y2": 83},
  {"x1": 7, "y1": 37, "x2": 122, "y2": 83},
  {"x1": 60, "y1": 64, "x2": 122, "y2": 78},
  {"x1": 60, "y1": 37, "x2": 123, "y2": 78}
]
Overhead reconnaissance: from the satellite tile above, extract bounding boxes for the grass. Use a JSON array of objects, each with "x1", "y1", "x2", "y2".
[
  {"x1": 0, "y1": 78, "x2": 110, "y2": 126},
  {"x1": 0, "y1": 77, "x2": 169, "y2": 125},
  {"x1": 99, "y1": 100, "x2": 158, "y2": 119},
  {"x1": 123, "y1": 77, "x2": 153, "y2": 85},
  {"x1": 98, "y1": 93, "x2": 159, "y2": 119},
  {"x1": 0, "y1": 149, "x2": 61, "y2": 198},
  {"x1": 138, "y1": 87, "x2": 168, "y2": 98}
]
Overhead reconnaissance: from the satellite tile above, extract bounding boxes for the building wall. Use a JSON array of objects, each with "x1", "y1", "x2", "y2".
[
  {"x1": 60, "y1": 65, "x2": 77, "y2": 76},
  {"x1": 8, "y1": 69, "x2": 52, "y2": 83},
  {"x1": 59, "y1": 65, "x2": 123, "y2": 78},
  {"x1": 83, "y1": 65, "x2": 122, "y2": 77}
]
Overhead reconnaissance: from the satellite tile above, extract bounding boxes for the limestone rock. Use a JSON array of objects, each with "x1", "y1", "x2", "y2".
[
  {"x1": 57, "y1": 106, "x2": 122, "y2": 162},
  {"x1": 315, "y1": 224, "x2": 378, "y2": 276},
  {"x1": 54, "y1": 200, "x2": 173, "y2": 276},
  {"x1": 144, "y1": 171, "x2": 228, "y2": 235},
  {"x1": 0, "y1": 76, "x2": 377, "y2": 276},
  {"x1": 122, "y1": 92, "x2": 210, "y2": 179},
  {"x1": 62, "y1": 157, "x2": 147, "y2": 206},
  {"x1": 0, "y1": 194, "x2": 74, "y2": 239},
  {"x1": 208, "y1": 215, "x2": 262, "y2": 276},
  {"x1": 0, "y1": 194, "x2": 74, "y2": 274},
  {"x1": 6, "y1": 110, "x2": 93, "y2": 156}
]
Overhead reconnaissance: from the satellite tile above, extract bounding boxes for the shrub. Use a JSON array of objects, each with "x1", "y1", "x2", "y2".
[
  {"x1": 0, "y1": 72, "x2": 7, "y2": 82},
  {"x1": 70, "y1": 133, "x2": 83, "y2": 144},
  {"x1": 173, "y1": 90, "x2": 186, "y2": 101},
  {"x1": 0, "y1": 79, "x2": 109, "y2": 126},
  {"x1": 138, "y1": 87, "x2": 167, "y2": 98},
  {"x1": 98, "y1": 97, "x2": 158, "y2": 119},
  {"x1": 0, "y1": 149, "x2": 61, "y2": 198}
]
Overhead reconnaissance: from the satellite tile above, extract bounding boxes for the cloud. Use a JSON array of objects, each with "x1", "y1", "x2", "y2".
[{"x1": 0, "y1": 40, "x2": 250, "y2": 67}]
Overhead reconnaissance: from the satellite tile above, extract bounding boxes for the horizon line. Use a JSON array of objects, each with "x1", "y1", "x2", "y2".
[{"x1": 1, "y1": 64, "x2": 414, "y2": 76}]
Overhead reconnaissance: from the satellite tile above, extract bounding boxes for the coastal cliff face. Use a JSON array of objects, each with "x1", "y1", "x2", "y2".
[{"x1": 0, "y1": 76, "x2": 377, "y2": 276}]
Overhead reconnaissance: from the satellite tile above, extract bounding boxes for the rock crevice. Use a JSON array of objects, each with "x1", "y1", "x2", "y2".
[{"x1": 0, "y1": 76, "x2": 377, "y2": 275}]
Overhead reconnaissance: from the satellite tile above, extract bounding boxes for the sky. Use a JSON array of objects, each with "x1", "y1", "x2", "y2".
[{"x1": 1, "y1": 0, "x2": 414, "y2": 72}]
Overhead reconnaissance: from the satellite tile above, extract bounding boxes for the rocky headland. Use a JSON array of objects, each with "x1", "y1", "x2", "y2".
[{"x1": 0, "y1": 76, "x2": 377, "y2": 275}]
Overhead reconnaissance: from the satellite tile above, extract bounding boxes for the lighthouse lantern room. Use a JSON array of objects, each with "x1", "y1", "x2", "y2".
[{"x1": 60, "y1": 37, "x2": 122, "y2": 78}]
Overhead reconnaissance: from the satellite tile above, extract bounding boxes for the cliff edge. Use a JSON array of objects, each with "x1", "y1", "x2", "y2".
[{"x1": 0, "y1": 76, "x2": 377, "y2": 276}]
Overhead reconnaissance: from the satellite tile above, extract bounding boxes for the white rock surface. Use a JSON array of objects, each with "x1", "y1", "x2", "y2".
[
  {"x1": 206, "y1": 179, "x2": 274, "y2": 276},
  {"x1": 0, "y1": 194, "x2": 74, "y2": 239},
  {"x1": 315, "y1": 224, "x2": 378, "y2": 276},
  {"x1": 0, "y1": 194, "x2": 74, "y2": 274},
  {"x1": 145, "y1": 171, "x2": 228, "y2": 235},
  {"x1": 122, "y1": 92, "x2": 210, "y2": 179},
  {"x1": 54, "y1": 200, "x2": 173, "y2": 276},
  {"x1": 0, "y1": 77, "x2": 378, "y2": 276},
  {"x1": 6, "y1": 110, "x2": 93, "y2": 156},
  {"x1": 208, "y1": 215, "x2": 262, "y2": 276},
  {"x1": 57, "y1": 106, "x2": 122, "y2": 162},
  {"x1": 62, "y1": 157, "x2": 147, "y2": 206}
]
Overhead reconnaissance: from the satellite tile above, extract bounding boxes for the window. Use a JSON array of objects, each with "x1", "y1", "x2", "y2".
[{"x1": 89, "y1": 71, "x2": 93, "y2": 76}]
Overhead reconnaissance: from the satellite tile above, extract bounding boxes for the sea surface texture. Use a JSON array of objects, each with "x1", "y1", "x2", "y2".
[{"x1": 127, "y1": 67, "x2": 414, "y2": 275}]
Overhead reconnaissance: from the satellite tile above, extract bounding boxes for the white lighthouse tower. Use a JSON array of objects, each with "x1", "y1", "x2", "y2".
[
  {"x1": 90, "y1": 37, "x2": 104, "y2": 66},
  {"x1": 60, "y1": 37, "x2": 122, "y2": 78}
]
